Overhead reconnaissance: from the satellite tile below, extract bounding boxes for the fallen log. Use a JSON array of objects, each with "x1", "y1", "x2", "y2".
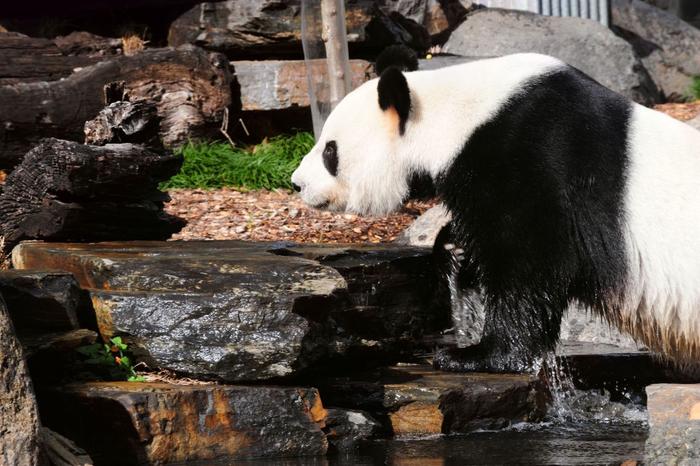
[
  {"x1": 0, "y1": 139, "x2": 184, "y2": 252},
  {"x1": 0, "y1": 45, "x2": 231, "y2": 169},
  {"x1": 0, "y1": 31, "x2": 122, "y2": 85}
]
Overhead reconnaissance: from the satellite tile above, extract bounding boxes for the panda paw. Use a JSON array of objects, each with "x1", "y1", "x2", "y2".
[{"x1": 433, "y1": 344, "x2": 541, "y2": 374}]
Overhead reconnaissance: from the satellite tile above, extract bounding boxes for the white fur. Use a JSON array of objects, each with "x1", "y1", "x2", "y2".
[
  {"x1": 292, "y1": 53, "x2": 564, "y2": 215},
  {"x1": 622, "y1": 105, "x2": 700, "y2": 354}
]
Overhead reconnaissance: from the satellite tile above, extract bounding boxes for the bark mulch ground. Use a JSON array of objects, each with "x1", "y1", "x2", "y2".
[{"x1": 166, "y1": 188, "x2": 435, "y2": 243}]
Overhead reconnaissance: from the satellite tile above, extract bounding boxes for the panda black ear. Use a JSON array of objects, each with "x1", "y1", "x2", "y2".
[
  {"x1": 378, "y1": 67, "x2": 411, "y2": 135},
  {"x1": 374, "y1": 45, "x2": 419, "y2": 75}
]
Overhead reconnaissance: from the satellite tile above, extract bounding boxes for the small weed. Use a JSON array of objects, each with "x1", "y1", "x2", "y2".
[
  {"x1": 160, "y1": 132, "x2": 315, "y2": 191},
  {"x1": 76, "y1": 336, "x2": 145, "y2": 382}
]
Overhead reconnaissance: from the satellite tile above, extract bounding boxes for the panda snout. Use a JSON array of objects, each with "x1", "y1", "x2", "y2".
[{"x1": 292, "y1": 182, "x2": 301, "y2": 192}]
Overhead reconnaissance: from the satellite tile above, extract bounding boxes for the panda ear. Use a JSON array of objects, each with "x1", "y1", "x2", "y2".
[
  {"x1": 377, "y1": 67, "x2": 411, "y2": 136},
  {"x1": 374, "y1": 45, "x2": 419, "y2": 75}
]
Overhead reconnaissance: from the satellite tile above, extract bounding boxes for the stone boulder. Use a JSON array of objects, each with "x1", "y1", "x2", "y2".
[
  {"x1": 39, "y1": 382, "x2": 328, "y2": 465},
  {"x1": 312, "y1": 364, "x2": 547, "y2": 435},
  {"x1": 395, "y1": 204, "x2": 451, "y2": 247},
  {"x1": 379, "y1": 0, "x2": 476, "y2": 41},
  {"x1": 612, "y1": 0, "x2": 700, "y2": 100},
  {"x1": 12, "y1": 241, "x2": 448, "y2": 382},
  {"x1": 645, "y1": 384, "x2": 700, "y2": 464},
  {"x1": 168, "y1": 0, "x2": 430, "y2": 59},
  {"x1": 0, "y1": 295, "x2": 42, "y2": 466},
  {"x1": 443, "y1": 8, "x2": 660, "y2": 104},
  {"x1": 687, "y1": 114, "x2": 700, "y2": 131}
]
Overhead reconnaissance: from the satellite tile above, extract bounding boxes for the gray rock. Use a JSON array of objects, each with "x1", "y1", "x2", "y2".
[
  {"x1": 231, "y1": 59, "x2": 374, "y2": 111},
  {"x1": 395, "y1": 204, "x2": 451, "y2": 247},
  {"x1": 380, "y1": 0, "x2": 476, "y2": 39},
  {"x1": 325, "y1": 408, "x2": 381, "y2": 450},
  {"x1": 443, "y1": 8, "x2": 660, "y2": 104},
  {"x1": 612, "y1": 0, "x2": 700, "y2": 100},
  {"x1": 13, "y1": 241, "x2": 448, "y2": 382},
  {"x1": 0, "y1": 295, "x2": 42, "y2": 466},
  {"x1": 686, "y1": 114, "x2": 700, "y2": 131},
  {"x1": 560, "y1": 304, "x2": 640, "y2": 349},
  {"x1": 645, "y1": 384, "x2": 700, "y2": 465},
  {"x1": 0, "y1": 271, "x2": 88, "y2": 337}
]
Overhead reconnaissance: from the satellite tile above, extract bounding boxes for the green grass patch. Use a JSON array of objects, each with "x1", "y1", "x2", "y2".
[
  {"x1": 161, "y1": 132, "x2": 315, "y2": 190},
  {"x1": 691, "y1": 76, "x2": 700, "y2": 101}
]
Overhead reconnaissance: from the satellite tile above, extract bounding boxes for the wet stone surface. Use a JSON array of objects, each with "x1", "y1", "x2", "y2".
[
  {"x1": 311, "y1": 363, "x2": 548, "y2": 436},
  {"x1": 12, "y1": 241, "x2": 447, "y2": 382},
  {"x1": 38, "y1": 381, "x2": 328, "y2": 465}
]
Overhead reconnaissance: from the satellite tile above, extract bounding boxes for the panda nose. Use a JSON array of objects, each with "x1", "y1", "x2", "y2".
[{"x1": 292, "y1": 182, "x2": 301, "y2": 192}]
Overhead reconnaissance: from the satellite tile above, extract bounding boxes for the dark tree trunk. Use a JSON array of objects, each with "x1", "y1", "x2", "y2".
[{"x1": 0, "y1": 45, "x2": 231, "y2": 169}]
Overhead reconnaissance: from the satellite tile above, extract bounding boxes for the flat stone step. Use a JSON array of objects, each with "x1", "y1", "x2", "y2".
[
  {"x1": 311, "y1": 363, "x2": 548, "y2": 437},
  {"x1": 38, "y1": 382, "x2": 328, "y2": 465},
  {"x1": 12, "y1": 241, "x2": 447, "y2": 382}
]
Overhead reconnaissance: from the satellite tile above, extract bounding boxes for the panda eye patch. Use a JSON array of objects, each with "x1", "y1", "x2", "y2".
[{"x1": 323, "y1": 141, "x2": 338, "y2": 177}]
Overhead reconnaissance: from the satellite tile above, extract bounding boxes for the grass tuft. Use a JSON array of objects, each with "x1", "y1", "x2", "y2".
[
  {"x1": 691, "y1": 76, "x2": 700, "y2": 101},
  {"x1": 161, "y1": 132, "x2": 315, "y2": 191}
]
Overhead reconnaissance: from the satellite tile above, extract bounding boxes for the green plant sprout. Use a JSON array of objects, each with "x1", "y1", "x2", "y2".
[{"x1": 76, "y1": 336, "x2": 145, "y2": 382}]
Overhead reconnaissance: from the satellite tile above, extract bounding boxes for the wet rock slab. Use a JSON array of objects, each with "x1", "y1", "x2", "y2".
[
  {"x1": 645, "y1": 384, "x2": 700, "y2": 464},
  {"x1": 313, "y1": 364, "x2": 548, "y2": 436},
  {"x1": 39, "y1": 381, "x2": 328, "y2": 465},
  {"x1": 12, "y1": 241, "x2": 445, "y2": 382}
]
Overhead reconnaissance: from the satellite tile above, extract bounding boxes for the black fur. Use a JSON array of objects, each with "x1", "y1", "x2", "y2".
[
  {"x1": 322, "y1": 141, "x2": 338, "y2": 176},
  {"x1": 378, "y1": 67, "x2": 411, "y2": 135},
  {"x1": 375, "y1": 44, "x2": 419, "y2": 75},
  {"x1": 435, "y1": 66, "x2": 632, "y2": 372}
]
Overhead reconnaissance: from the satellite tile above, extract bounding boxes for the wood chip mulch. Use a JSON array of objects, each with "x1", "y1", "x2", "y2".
[
  {"x1": 653, "y1": 100, "x2": 700, "y2": 121},
  {"x1": 165, "y1": 188, "x2": 436, "y2": 243}
]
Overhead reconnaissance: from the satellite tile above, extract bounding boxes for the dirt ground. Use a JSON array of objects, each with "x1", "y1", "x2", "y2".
[{"x1": 166, "y1": 101, "x2": 700, "y2": 243}]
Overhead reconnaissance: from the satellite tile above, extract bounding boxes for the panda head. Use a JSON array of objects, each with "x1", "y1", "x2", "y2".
[{"x1": 291, "y1": 46, "x2": 425, "y2": 216}]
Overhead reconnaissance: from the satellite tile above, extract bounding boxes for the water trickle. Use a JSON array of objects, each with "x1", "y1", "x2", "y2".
[
  {"x1": 444, "y1": 243, "x2": 484, "y2": 347},
  {"x1": 542, "y1": 352, "x2": 647, "y2": 425}
]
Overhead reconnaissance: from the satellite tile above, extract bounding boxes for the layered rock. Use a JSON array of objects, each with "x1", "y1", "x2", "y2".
[
  {"x1": 443, "y1": 8, "x2": 660, "y2": 104},
  {"x1": 39, "y1": 382, "x2": 328, "y2": 465},
  {"x1": 0, "y1": 271, "x2": 86, "y2": 336},
  {"x1": 0, "y1": 295, "x2": 42, "y2": 466},
  {"x1": 645, "y1": 384, "x2": 700, "y2": 463},
  {"x1": 12, "y1": 241, "x2": 447, "y2": 382},
  {"x1": 313, "y1": 364, "x2": 547, "y2": 435},
  {"x1": 612, "y1": 0, "x2": 700, "y2": 100}
]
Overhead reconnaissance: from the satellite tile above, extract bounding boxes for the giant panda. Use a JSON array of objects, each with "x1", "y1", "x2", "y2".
[{"x1": 290, "y1": 48, "x2": 700, "y2": 373}]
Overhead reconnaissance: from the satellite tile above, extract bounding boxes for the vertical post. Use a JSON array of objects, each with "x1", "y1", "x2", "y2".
[
  {"x1": 301, "y1": 0, "x2": 351, "y2": 139},
  {"x1": 321, "y1": 0, "x2": 350, "y2": 110}
]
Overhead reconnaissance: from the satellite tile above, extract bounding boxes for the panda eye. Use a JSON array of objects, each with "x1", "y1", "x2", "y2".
[{"x1": 322, "y1": 141, "x2": 338, "y2": 177}]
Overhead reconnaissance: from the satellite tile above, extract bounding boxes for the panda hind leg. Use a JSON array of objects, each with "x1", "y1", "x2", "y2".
[{"x1": 433, "y1": 295, "x2": 565, "y2": 374}]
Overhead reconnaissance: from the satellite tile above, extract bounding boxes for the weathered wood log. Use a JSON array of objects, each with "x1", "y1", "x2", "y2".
[
  {"x1": 0, "y1": 31, "x2": 122, "y2": 85},
  {"x1": 84, "y1": 101, "x2": 161, "y2": 148},
  {"x1": 168, "y1": 0, "x2": 430, "y2": 59},
  {"x1": 0, "y1": 139, "x2": 184, "y2": 252},
  {"x1": 0, "y1": 45, "x2": 231, "y2": 169}
]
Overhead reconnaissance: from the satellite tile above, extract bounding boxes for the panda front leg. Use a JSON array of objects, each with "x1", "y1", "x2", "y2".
[{"x1": 434, "y1": 292, "x2": 565, "y2": 374}]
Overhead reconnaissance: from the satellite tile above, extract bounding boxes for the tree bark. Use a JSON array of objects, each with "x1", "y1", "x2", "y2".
[
  {"x1": 0, "y1": 139, "x2": 184, "y2": 253},
  {"x1": 0, "y1": 31, "x2": 121, "y2": 86},
  {"x1": 0, "y1": 45, "x2": 231, "y2": 169}
]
